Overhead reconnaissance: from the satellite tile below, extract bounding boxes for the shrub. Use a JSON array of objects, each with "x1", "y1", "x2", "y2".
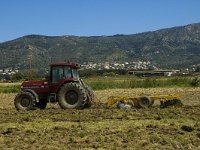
[{"x1": 190, "y1": 77, "x2": 200, "y2": 87}]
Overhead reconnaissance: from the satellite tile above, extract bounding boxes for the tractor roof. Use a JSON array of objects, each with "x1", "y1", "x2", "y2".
[{"x1": 50, "y1": 62, "x2": 80, "y2": 68}]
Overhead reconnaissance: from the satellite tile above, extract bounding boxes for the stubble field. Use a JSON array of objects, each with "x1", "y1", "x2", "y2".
[{"x1": 0, "y1": 87, "x2": 200, "y2": 149}]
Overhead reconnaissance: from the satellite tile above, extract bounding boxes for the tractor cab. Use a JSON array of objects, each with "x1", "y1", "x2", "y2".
[
  {"x1": 21, "y1": 62, "x2": 81, "y2": 94},
  {"x1": 50, "y1": 62, "x2": 80, "y2": 82}
]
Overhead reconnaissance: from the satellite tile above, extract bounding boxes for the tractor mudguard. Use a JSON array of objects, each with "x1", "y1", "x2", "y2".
[{"x1": 23, "y1": 89, "x2": 39, "y2": 103}]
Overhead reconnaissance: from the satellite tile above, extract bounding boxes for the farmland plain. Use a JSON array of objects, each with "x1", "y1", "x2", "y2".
[{"x1": 0, "y1": 87, "x2": 200, "y2": 149}]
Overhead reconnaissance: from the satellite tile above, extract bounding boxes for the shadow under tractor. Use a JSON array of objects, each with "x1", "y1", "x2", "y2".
[{"x1": 14, "y1": 62, "x2": 94, "y2": 110}]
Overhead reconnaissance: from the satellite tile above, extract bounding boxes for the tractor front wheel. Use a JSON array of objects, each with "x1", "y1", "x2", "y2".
[
  {"x1": 58, "y1": 82, "x2": 86, "y2": 109},
  {"x1": 14, "y1": 92, "x2": 36, "y2": 111}
]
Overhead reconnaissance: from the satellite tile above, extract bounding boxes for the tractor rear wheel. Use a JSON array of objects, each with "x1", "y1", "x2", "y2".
[
  {"x1": 84, "y1": 85, "x2": 94, "y2": 108},
  {"x1": 136, "y1": 96, "x2": 151, "y2": 108},
  {"x1": 58, "y1": 82, "x2": 87, "y2": 109},
  {"x1": 14, "y1": 92, "x2": 36, "y2": 111}
]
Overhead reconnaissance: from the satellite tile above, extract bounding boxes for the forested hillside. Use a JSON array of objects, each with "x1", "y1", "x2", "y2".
[{"x1": 0, "y1": 23, "x2": 200, "y2": 70}]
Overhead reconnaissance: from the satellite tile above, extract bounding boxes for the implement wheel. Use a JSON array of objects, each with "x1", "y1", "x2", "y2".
[
  {"x1": 160, "y1": 99, "x2": 183, "y2": 108},
  {"x1": 58, "y1": 82, "x2": 87, "y2": 109},
  {"x1": 150, "y1": 99, "x2": 155, "y2": 106},
  {"x1": 136, "y1": 96, "x2": 151, "y2": 108},
  {"x1": 14, "y1": 92, "x2": 36, "y2": 111}
]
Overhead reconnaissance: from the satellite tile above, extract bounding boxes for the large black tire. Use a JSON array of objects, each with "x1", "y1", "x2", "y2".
[
  {"x1": 58, "y1": 82, "x2": 87, "y2": 109},
  {"x1": 36, "y1": 99, "x2": 47, "y2": 109},
  {"x1": 136, "y1": 96, "x2": 151, "y2": 108},
  {"x1": 14, "y1": 92, "x2": 36, "y2": 111},
  {"x1": 84, "y1": 85, "x2": 94, "y2": 108}
]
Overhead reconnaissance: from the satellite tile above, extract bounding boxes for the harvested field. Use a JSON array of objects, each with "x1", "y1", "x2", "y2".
[{"x1": 0, "y1": 88, "x2": 200, "y2": 149}]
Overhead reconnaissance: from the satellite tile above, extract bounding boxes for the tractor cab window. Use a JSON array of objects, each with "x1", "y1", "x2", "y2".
[
  {"x1": 51, "y1": 66, "x2": 79, "y2": 82},
  {"x1": 63, "y1": 66, "x2": 79, "y2": 79},
  {"x1": 64, "y1": 66, "x2": 72, "y2": 78},
  {"x1": 52, "y1": 66, "x2": 64, "y2": 82},
  {"x1": 72, "y1": 69, "x2": 79, "y2": 79}
]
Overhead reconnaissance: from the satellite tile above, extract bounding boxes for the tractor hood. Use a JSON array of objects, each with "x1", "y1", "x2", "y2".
[{"x1": 21, "y1": 80, "x2": 47, "y2": 88}]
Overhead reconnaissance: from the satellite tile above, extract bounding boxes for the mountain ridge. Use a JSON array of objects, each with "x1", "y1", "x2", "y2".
[{"x1": 0, "y1": 23, "x2": 200, "y2": 70}]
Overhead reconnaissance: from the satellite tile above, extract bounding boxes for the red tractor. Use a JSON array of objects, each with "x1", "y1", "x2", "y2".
[{"x1": 14, "y1": 62, "x2": 94, "y2": 110}]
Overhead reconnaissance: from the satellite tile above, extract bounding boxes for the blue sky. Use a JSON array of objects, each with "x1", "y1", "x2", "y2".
[{"x1": 0, "y1": 0, "x2": 200, "y2": 42}]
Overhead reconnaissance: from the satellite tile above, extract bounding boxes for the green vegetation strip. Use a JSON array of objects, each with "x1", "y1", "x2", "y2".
[
  {"x1": 84, "y1": 76, "x2": 200, "y2": 90},
  {"x1": 0, "y1": 76, "x2": 199, "y2": 93},
  {"x1": 0, "y1": 85, "x2": 20, "y2": 93}
]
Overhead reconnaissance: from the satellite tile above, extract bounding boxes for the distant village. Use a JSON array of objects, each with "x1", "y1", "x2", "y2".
[
  {"x1": 81, "y1": 61, "x2": 157, "y2": 70},
  {"x1": 0, "y1": 68, "x2": 19, "y2": 81},
  {"x1": 0, "y1": 60, "x2": 199, "y2": 81}
]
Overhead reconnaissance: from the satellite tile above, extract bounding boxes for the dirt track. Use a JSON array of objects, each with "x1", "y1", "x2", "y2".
[{"x1": 0, "y1": 88, "x2": 200, "y2": 149}]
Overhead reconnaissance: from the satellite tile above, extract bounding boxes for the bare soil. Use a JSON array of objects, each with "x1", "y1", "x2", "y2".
[{"x1": 0, "y1": 88, "x2": 200, "y2": 149}]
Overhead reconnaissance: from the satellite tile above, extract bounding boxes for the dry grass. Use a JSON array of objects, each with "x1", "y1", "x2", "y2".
[
  {"x1": 95, "y1": 87, "x2": 200, "y2": 106},
  {"x1": 0, "y1": 88, "x2": 200, "y2": 149},
  {"x1": 0, "y1": 93, "x2": 16, "y2": 109},
  {"x1": 0, "y1": 87, "x2": 200, "y2": 110}
]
